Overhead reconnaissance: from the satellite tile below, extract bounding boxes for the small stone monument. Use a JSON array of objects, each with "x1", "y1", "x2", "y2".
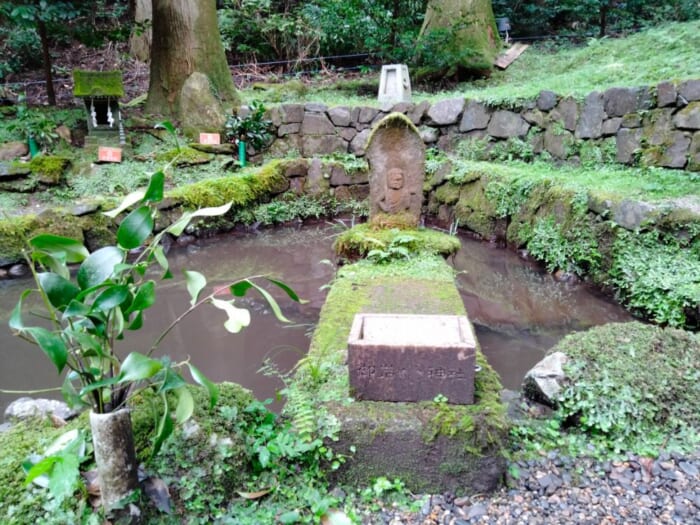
[
  {"x1": 366, "y1": 113, "x2": 425, "y2": 226},
  {"x1": 73, "y1": 70, "x2": 125, "y2": 145},
  {"x1": 378, "y1": 64, "x2": 412, "y2": 104},
  {"x1": 348, "y1": 314, "x2": 477, "y2": 404}
]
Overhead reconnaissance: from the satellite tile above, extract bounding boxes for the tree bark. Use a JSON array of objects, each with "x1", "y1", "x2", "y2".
[
  {"x1": 145, "y1": 0, "x2": 239, "y2": 117},
  {"x1": 37, "y1": 19, "x2": 56, "y2": 106},
  {"x1": 417, "y1": 0, "x2": 500, "y2": 78},
  {"x1": 129, "y1": 0, "x2": 152, "y2": 62}
]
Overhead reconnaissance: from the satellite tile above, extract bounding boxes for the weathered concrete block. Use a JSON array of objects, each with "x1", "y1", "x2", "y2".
[
  {"x1": 551, "y1": 97, "x2": 579, "y2": 131},
  {"x1": 576, "y1": 91, "x2": 604, "y2": 139},
  {"x1": 407, "y1": 100, "x2": 430, "y2": 125},
  {"x1": 604, "y1": 87, "x2": 651, "y2": 117},
  {"x1": 427, "y1": 98, "x2": 466, "y2": 126},
  {"x1": 459, "y1": 100, "x2": 491, "y2": 132},
  {"x1": 522, "y1": 352, "x2": 568, "y2": 408},
  {"x1": 304, "y1": 102, "x2": 328, "y2": 113},
  {"x1": 358, "y1": 106, "x2": 380, "y2": 124},
  {"x1": 420, "y1": 126, "x2": 439, "y2": 144},
  {"x1": 544, "y1": 127, "x2": 574, "y2": 159},
  {"x1": 487, "y1": 111, "x2": 529, "y2": 138},
  {"x1": 348, "y1": 314, "x2": 476, "y2": 404},
  {"x1": 338, "y1": 127, "x2": 358, "y2": 142}
]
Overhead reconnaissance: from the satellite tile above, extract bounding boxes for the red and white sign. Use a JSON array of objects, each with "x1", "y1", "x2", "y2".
[
  {"x1": 199, "y1": 133, "x2": 221, "y2": 145},
  {"x1": 98, "y1": 146, "x2": 122, "y2": 163}
]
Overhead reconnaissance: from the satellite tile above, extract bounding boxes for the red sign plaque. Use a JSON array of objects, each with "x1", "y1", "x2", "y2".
[
  {"x1": 199, "y1": 133, "x2": 221, "y2": 145},
  {"x1": 98, "y1": 147, "x2": 122, "y2": 163}
]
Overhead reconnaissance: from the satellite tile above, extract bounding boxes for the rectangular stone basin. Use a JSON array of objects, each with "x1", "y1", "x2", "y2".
[{"x1": 348, "y1": 313, "x2": 476, "y2": 404}]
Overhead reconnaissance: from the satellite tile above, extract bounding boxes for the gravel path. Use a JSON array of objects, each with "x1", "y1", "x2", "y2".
[{"x1": 364, "y1": 451, "x2": 700, "y2": 524}]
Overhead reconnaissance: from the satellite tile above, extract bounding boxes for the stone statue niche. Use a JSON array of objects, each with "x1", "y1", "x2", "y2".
[{"x1": 366, "y1": 113, "x2": 426, "y2": 227}]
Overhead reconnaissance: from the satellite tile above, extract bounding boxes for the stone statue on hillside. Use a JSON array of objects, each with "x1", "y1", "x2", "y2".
[{"x1": 366, "y1": 113, "x2": 425, "y2": 226}]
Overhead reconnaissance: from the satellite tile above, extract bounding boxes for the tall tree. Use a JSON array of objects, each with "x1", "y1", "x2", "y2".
[
  {"x1": 417, "y1": 0, "x2": 500, "y2": 78},
  {"x1": 145, "y1": 0, "x2": 239, "y2": 124}
]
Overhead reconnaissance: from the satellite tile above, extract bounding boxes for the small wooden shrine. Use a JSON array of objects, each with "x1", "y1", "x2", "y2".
[{"x1": 73, "y1": 70, "x2": 125, "y2": 144}]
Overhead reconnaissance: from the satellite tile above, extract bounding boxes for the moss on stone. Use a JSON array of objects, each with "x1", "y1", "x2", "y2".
[
  {"x1": 168, "y1": 160, "x2": 289, "y2": 209},
  {"x1": 72, "y1": 70, "x2": 124, "y2": 98},
  {"x1": 28, "y1": 156, "x2": 70, "y2": 185},
  {"x1": 334, "y1": 223, "x2": 461, "y2": 260},
  {"x1": 155, "y1": 146, "x2": 213, "y2": 166},
  {"x1": 365, "y1": 112, "x2": 421, "y2": 150},
  {"x1": 287, "y1": 255, "x2": 507, "y2": 491}
]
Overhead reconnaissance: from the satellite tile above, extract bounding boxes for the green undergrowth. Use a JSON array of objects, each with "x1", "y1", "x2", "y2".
[
  {"x1": 512, "y1": 322, "x2": 700, "y2": 460},
  {"x1": 429, "y1": 154, "x2": 700, "y2": 328},
  {"x1": 334, "y1": 223, "x2": 461, "y2": 261}
]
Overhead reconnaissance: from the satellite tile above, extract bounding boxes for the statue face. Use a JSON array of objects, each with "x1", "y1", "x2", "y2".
[{"x1": 387, "y1": 168, "x2": 405, "y2": 190}]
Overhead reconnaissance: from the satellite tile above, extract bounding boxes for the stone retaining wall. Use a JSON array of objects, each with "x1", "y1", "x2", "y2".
[{"x1": 266, "y1": 79, "x2": 700, "y2": 171}]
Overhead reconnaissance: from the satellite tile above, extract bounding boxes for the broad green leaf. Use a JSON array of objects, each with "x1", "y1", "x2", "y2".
[
  {"x1": 103, "y1": 189, "x2": 146, "y2": 219},
  {"x1": 143, "y1": 171, "x2": 165, "y2": 203},
  {"x1": 128, "y1": 311, "x2": 143, "y2": 330},
  {"x1": 184, "y1": 270, "x2": 206, "y2": 306},
  {"x1": 119, "y1": 352, "x2": 163, "y2": 383},
  {"x1": 154, "y1": 120, "x2": 176, "y2": 134},
  {"x1": 266, "y1": 278, "x2": 307, "y2": 304},
  {"x1": 48, "y1": 453, "x2": 81, "y2": 502},
  {"x1": 32, "y1": 251, "x2": 69, "y2": 279},
  {"x1": 127, "y1": 281, "x2": 156, "y2": 314},
  {"x1": 279, "y1": 510, "x2": 301, "y2": 524},
  {"x1": 62, "y1": 299, "x2": 91, "y2": 319},
  {"x1": 92, "y1": 285, "x2": 130, "y2": 312},
  {"x1": 117, "y1": 205, "x2": 154, "y2": 250},
  {"x1": 230, "y1": 280, "x2": 253, "y2": 297},
  {"x1": 29, "y1": 234, "x2": 89, "y2": 263},
  {"x1": 77, "y1": 246, "x2": 124, "y2": 290},
  {"x1": 158, "y1": 367, "x2": 187, "y2": 392},
  {"x1": 112, "y1": 305, "x2": 125, "y2": 340},
  {"x1": 152, "y1": 395, "x2": 174, "y2": 457},
  {"x1": 64, "y1": 329, "x2": 103, "y2": 357},
  {"x1": 175, "y1": 387, "x2": 194, "y2": 424},
  {"x1": 188, "y1": 363, "x2": 218, "y2": 408},
  {"x1": 166, "y1": 202, "x2": 233, "y2": 236},
  {"x1": 79, "y1": 376, "x2": 119, "y2": 397},
  {"x1": 258, "y1": 447, "x2": 270, "y2": 469},
  {"x1": 38, "y1": 273, "x2": 80, "y2": 310},
  {"x1": 25, "y1": 456, "x2": 59, "y2": 486},
  {"x1": 26, "y1": 327, "x2": 67, "y2": 373},
  {"x1": 153, "y1": 245, "x2": 171, "y2": 279},
  {"x1": 248, "y1": 281, "x2": 291, "y2": 323},
  {"x1": 210, "y1": 298, "x2": 250, "y2": 333},
  {"x1": 9, "y1": 290, "x2": 32, "y2": 331},
  {"x1": 62, "y1": 375, "x2": 88, "y2": 409}
]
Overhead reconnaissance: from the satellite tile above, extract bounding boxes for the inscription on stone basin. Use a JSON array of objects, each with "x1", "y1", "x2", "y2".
[{"x1": 348, "y1": 314, "x2": 476, "y2": 404}]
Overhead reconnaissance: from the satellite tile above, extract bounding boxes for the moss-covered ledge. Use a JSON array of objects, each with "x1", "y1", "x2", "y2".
[
  {"x1": 285, "y1": 254, "x2": 509, "y2": 494},
  {"x1": 427, "y1": 159, "x2": 700, "y2": 328}
]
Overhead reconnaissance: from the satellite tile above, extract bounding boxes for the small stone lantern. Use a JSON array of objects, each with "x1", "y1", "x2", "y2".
[{"x1": 73, "y1": 70, "x2": 126, "y2": 145}]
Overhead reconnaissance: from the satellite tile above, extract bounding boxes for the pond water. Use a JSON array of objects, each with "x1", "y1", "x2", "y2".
[{"x1": 0, "y1": 223, "x2": 632, "y2": 415}]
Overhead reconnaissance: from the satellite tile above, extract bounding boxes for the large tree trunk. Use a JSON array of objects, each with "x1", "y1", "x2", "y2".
[
  {"x1": 417, "y1": 0, "x2": 500, "y2": 79},
  {"x1": 129, "y1": 0, "x2": 152, "y2": 63},
  {"x1": 145, "y1": 0, "x2": 239, "y2": 118}
]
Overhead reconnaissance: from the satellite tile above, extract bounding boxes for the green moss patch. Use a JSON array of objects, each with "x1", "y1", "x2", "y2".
[
  {"x1": 168, "y1": 159, "x2": 289, "y2": 209},
  {"x1": 520, "y1": 322, "x2": 700, "y2": 458},
  {"x1": 155, "y1": 146, "x2": 213, "y2": 166},
  {"x1": 28, "y1": 155, "x2": 70, "y2": 185},
  {"x1": 72, "y1": 70, "x2": 124, "y2": 98},
  {"x1": 334, "y1": 223, "x2": 461, "y2": 260}
]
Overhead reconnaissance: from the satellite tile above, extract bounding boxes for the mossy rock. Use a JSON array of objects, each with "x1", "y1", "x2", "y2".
[
  {"x1": 333, "y1": 222, "x2": 461, "y2": 260},
  {"x1": 155, "y1": 146, "x2": 213, "y2": 167},
  {"x1": 72, "y1": 70, "x2": 124, "y2": 98},
  {"x1": 546, "y1": 322, "x2": 700, "y2": 454},
  {"x1": 251, "y1": 79, "x2": 307, "y2": 102}
]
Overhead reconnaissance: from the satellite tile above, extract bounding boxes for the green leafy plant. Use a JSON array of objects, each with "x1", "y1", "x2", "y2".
[
  {"x1": 366, "y1": 232, "x2": 417, "y2": 264},
  {"x1": 9, "y1": 169, "x2": 303, "y2": 457},
  {"x1": 224, "y1": 100, "x2": 273, "y2": 151},
  {"x1": 5, "y1": 97, "x2": 60, "y2": 151}
]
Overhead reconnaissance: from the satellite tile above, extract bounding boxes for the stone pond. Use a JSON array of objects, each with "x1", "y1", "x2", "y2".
[{"x1": 0, "y1": 222, "x2": 632, "y2": 416}]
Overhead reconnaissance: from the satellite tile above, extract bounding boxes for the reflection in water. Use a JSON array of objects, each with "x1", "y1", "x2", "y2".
[
  {"x1": 0, "y1": 224, "x2": 633, "y2": 413},
  {"x1": 0, "y1": 223, "x2": 337, "y2": 414},
  {"x1": 453, "y1": 235, "x2": 632, "y2": 389}
]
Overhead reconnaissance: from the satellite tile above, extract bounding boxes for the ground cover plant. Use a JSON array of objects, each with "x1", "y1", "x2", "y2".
[{"x1": 511, "y1": 322, "x2": 700, "y2": 460}]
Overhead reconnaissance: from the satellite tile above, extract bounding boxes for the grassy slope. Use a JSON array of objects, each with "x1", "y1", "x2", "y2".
[{"x1": 246, "y1": 21, "x2": 700, "y2": 107}]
